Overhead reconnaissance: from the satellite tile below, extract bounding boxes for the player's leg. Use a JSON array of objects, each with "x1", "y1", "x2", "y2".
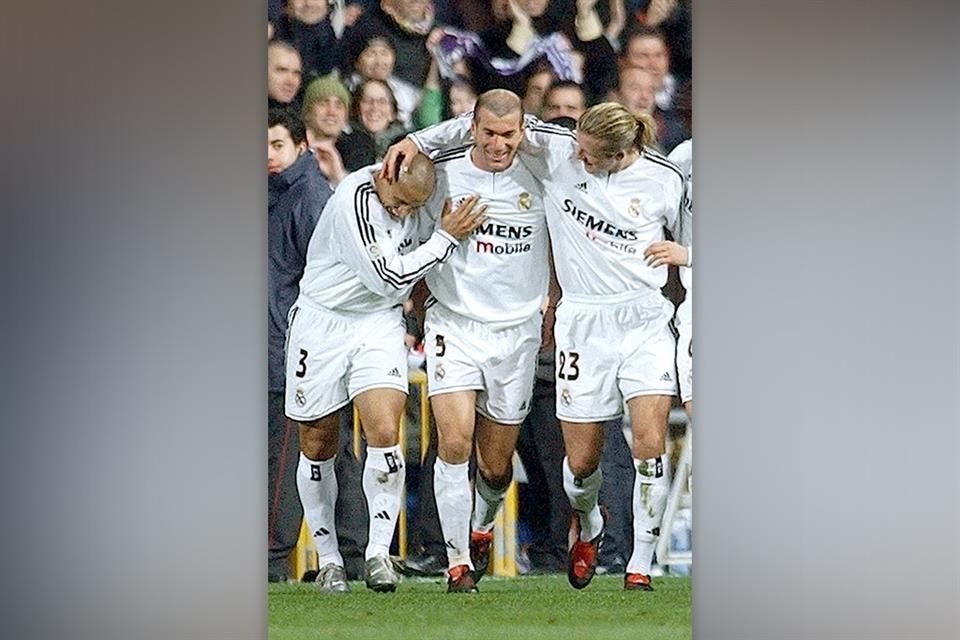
[
  {"x1": 352, "y1": 387, "x2": 407, "y2": 592},
  {"x1": 296, "y1": 412, "x2": 350, "y2": 592},
  {"x1": 468, "y1": 315, "x2": 540, "y2": 581},
  {"x1": 345, "y1": 310, "x2": 411, "y2": 591},
  {"x1": 430, "y1": 390, "x2": 479, "y2": 591},
  {"x1": 285, "y1": 303, "x2": 355, "y2": 593},
  {"x1": 469, "y1": 415, "x2": 521, "y2": 579},
  {"x1": 624, "y1": 393, "x2": 673, "y2": 591},
  {"x1": 560, "y1": 420, "x2": 607, "y2": 588}
]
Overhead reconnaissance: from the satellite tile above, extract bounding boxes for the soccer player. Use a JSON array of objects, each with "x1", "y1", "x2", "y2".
[
  {"x1": 286, "y1": 154, "x2": 485, "y2": 593},
  {"x1": 408, "y1": 89, "x2": 550, "y2": 593},
  {"x1": 384, "y1": 101, "x2": 689, "y2": 592},
  {"x1": 645, "y1": 81, "x2": 693, "y2": 420}
]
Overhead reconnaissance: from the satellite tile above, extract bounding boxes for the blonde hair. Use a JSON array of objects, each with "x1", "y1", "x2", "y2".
[{"x1": 577, "y1": 102, "x2": 658, "y2": 157}]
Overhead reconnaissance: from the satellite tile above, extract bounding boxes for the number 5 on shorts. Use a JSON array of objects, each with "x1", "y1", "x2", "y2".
[{"x1": 558, "y1": 350, "x2": 580, "y2": 380}]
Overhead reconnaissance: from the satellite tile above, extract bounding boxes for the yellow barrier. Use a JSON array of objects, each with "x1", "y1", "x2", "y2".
[{"x1": 290, "y1": 369, "x2": 518, "y2": 580}]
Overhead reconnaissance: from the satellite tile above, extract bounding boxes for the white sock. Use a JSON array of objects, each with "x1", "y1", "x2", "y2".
[
  {"x1": 434, "y1": 457, "x2": 472, "y2": 568},
  {"x1": 363, "y1": 444, "x2": 405, "y2": 560},
  {"x1": 626, "y1": 454, "x2": 671, "y2": 575},
  {"x1": 562, "y1": 457, "x2": 604, "y2": 541},
  {"x1": 296, "y1": 453, "x2": 343, "y2": 567},
  {"x1": 471, "y1": 472, "x2": 507, "y2": 534}
]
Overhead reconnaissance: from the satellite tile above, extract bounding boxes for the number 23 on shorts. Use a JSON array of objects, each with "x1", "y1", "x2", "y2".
[{"x1": 558, "y1": 350, "x2": 580, "y2": 380}]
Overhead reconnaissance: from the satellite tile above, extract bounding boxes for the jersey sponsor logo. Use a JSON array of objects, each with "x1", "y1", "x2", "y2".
[
  {"x1": 562, "y1": 199, "x2": 639, "y2": 241},
  {"x1": 477, "y1": 222, "x2": 534, "y2": 239},
  {"x1": 476, "y1": 240, "x2": 532, "y2": 255},
  {"x1": 518, "y1": 192, "x2": 532, "y2": 210}
]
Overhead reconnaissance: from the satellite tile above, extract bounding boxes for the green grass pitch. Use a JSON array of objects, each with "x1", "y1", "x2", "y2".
[{"x1": 269, "y1": 574, "x2": 691, "y2": 640}]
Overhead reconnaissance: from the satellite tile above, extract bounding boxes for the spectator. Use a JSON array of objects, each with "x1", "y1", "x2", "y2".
[
  {"x1": 268, "y1": 40, "x2": 305, "y2": 114},
  {"x1": 541, "y1": 80, "x2": 587, "y2": 121},
  {"x1": 350, "y1": 79, "x2": 408, "y2": 161},
  {"x1": 347, "y1": 35, "x2": 422, "y2": 129},
  {"x1": 620, "y1": 25, "x2": 675, "y2": 110},
  {"x1": 300, "y1": 74, "x2": 377, "y2": 183},
  {"x1": 616, "y1": 65, "x2": 685, "y2": 153},
  {"x1": 267, "y1": 108, "x2": 332, "y2": 583},
  {"x1": 273, "y1": 0, "x2": 340, "y2": 80},
  {"x1": 521, "y1": 62, "x2": 558, "y2": 116},
  {"x1": 342, "y1": 0, "x2": 435, "y2": 87}
]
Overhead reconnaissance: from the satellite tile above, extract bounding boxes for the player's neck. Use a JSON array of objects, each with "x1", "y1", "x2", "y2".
[{"x1": 611, "y1": 148, "x2": 640, "y2": 174}]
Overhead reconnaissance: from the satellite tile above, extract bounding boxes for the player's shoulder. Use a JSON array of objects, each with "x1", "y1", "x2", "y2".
[
  {"x1": 524, "y1": 115, "x2": 577, "y2": 141},
  {"x1": 639, "y1": 147, "x2": 685, "y2": 186},
  {"x1": 667, "y1": 139, "x2": 692, "y2": 173},
  {"x1": 430, "y1": 143, "x2": 473, "y2": 169}
]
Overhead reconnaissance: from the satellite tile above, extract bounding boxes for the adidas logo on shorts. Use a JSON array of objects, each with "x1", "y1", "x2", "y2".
[
  {"x1": 660, "y1": 371, "x2": 673, "y2": 382},
  {"x1": 387, "y1": 367, "x2": 401, "y2": 377}
]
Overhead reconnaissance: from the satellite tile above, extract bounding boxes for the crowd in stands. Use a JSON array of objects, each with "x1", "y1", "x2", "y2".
[{"x1": 267, "y1": 0, "x2": 692, "y2": 582}]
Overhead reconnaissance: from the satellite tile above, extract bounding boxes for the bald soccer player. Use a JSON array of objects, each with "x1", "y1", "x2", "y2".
[{"x1": 286, "y1": 154, "x2": 486, "y2": 594}]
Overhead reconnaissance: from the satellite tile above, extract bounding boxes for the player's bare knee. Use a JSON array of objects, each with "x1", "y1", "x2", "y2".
[
  {"x1": 477, "y1": 460, "x2": 512, "y2": 489},
  {"x1": 437, "y1": 433, "x2": 472, "y2": 464},
  {"x1": 298, "y1": 419, "x2": 338, "y2": 460},
  {"x1": 631, "y1": 427, "x2": 666, "y2": 460},
  {"x1": 567, "y1": 453, "x2": 600, "y2": 478},
  {"x1": 363, "y1": 420, "x2": 399, "y2": 448}
]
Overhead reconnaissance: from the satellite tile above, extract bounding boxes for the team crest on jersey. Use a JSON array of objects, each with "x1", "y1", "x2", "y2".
[
  {"x1": 295, "y1": 387, "x2": 306, "y2": 406},
  {"x1": 434, "y1": 364, "x2": 445, "y2": 381},
  {"x1": 560, "y1": 388, "x2": 572, "y2": 407},
  {"x1": 628, "y1": 198, "x2": 643, "y2": 217},
  {"x1": 517, "y1": 192, "x2": 531, "y2": 210},
  {"x1": 366, "y1": 243, "x2": 383, "y2": 259}
]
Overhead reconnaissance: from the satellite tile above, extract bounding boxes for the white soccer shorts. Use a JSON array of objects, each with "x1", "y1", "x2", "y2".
[
  {"x1": 553, "y1": 292, "x2": 677, "y2": 423},
  {"x1": 284, "y1": 302, "x2": 408, "y2": 422},
  {"x1": 675, "y1": 296, "x2": 692, "y2": 404},
  {"x1": 423, "y1": 302, "x2": 541, "y2": 425}
]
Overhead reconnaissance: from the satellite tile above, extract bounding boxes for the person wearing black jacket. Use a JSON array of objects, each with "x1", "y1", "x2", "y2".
[{"x1": 267, "y1": 108, "x2": 332, "y2": 582}]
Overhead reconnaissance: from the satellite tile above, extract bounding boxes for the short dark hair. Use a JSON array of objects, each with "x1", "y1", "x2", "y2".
[
  {"x1": 545, "y1": 80, "x2": 586, "y2": 101},
  {"x1": 268, "y1": 108, "x2": 306, "y2": 146}
]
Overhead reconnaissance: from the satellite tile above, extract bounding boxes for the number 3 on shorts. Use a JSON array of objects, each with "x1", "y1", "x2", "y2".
[
  {"x1": 558, "y1": 350, "x2": 580, "y2": 381},
  {"x1": 295, "y1": 348, "x2": 308, "y2": 378}
]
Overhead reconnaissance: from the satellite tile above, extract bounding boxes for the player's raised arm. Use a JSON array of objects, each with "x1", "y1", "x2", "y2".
[{"x1": 338, "y1": 159, "x2": 485, "y2": 297}]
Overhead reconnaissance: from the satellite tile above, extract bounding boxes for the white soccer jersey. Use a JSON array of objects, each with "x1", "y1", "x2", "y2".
[
  {"x1": 296, "y1": 165, "x2": 457, "y2": 313},
  {"x1": 411, "y1": 115, "x2": 686, "y2": 301},
  {"x1": 423, "y1": 145, "x2": 549, "y2": 327},
  {"x1": 668, "y1": 139, "x2": 693, "y2": 292}
]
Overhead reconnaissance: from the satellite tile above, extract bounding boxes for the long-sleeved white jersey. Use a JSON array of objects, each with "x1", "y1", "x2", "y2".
[
  {"x1": 296, "y1": 165, "x2": 457, "y2": 313},
  {"x1": 411, "y1": 115, "x2": 687, "y2": 302},
  {"x1": 422, "y1": 145, "x2": 549, "y2": 327},
  {"x1": 667, "y1": 139, "x2": 693, "y2": 292}
]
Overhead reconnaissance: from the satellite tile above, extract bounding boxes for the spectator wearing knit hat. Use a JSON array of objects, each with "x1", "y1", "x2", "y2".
[{"x1": 301, "y1": 74, "x2": 377, "y2": 185}]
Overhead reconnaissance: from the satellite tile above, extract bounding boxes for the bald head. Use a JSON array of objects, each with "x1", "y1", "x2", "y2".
[
  {"x1": 375, "y1": 152, "x2": 436, "y2": 217},
  {"x1": 474, "y1": 89, "x2": 523, "y2": 120},
  {"x1": 394, "y1": 152, "x2": 436, "y2": 203}
]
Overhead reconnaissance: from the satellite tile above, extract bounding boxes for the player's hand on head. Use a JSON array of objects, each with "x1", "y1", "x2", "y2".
[
  {"x1": 380, "y1": 138, "x2": 420, "y2": 183},
  {"x1": 440, "y1": 195, "x2": 487, "y2": 240},
  {"x1": 643, "y1": 240, "x2": 688, "y2": 267}
]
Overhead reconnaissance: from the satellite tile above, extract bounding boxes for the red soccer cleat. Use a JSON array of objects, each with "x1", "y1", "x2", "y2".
[
  {"x1": 567, "y1": 509, "x2": 605, "y2": 590},
  {"x1": 624, "y1": 572, "x2": 654, "y2": 591},
  {"x1": 469, "y1": 530, "x2": 493, "y2": 582},
  {"x1": 446, "y1": 564, "x2": 479, "y2": 593}
]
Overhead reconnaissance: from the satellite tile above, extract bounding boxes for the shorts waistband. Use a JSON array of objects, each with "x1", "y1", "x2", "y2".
[{"x1": 560, "y1": 288, "x2": 664, "y2": 306}]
